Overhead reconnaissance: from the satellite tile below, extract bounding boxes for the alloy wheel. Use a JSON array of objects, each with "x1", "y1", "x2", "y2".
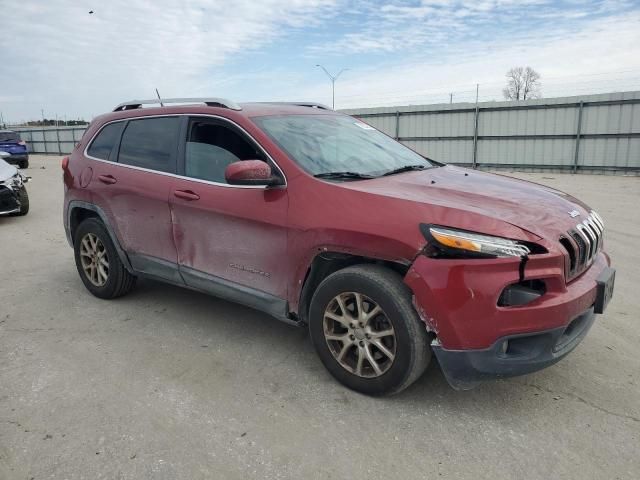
[
  {"x1": 79, "y1": 233, "x2": 109, "y2": 287},
  {"x1": 323, "y1": 292, "x2": 396, "y2": 378}
]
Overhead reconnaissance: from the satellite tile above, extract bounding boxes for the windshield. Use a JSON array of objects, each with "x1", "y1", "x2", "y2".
[
  {"x1": 253, "y1": 115, "x2": 433, "y2": 177},
  {"x1": 0, "y1": 131, "x2": 20, "y2": 142}
]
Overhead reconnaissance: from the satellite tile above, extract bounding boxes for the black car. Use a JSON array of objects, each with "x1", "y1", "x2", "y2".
[
  {"x1": 0, "y1": 152, "x2": 30, "y2": 216},
  {"x1": 0, "y1": 130, "x2": 29, "y2": 169}
]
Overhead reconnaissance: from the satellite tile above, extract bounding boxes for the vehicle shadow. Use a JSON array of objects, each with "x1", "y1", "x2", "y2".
[{"x1": 115, "y1": 276, "x2": 549, "y2": 417}]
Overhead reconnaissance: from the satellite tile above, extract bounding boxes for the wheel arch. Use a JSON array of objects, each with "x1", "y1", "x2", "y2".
[
  {"x1": 295, "y1": 251, "x2": 411, "y2": 325},
  {"x1": 66, "y1": 201, "x2": 134, "y2": 273}
]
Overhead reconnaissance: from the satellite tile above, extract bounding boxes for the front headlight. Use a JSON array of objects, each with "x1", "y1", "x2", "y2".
[
  {"x1": 0, "y1": 174, "x2": 23, "y2": 190},
  {"x1": 2, "y1": 174, "x2": 22, "y2": 189},
  {"x1": 12, "y1": 174, "x2": 23, "y2": 187},
  {"x1": 420, "y1": 224, "x2": 534, "y2": 258}
]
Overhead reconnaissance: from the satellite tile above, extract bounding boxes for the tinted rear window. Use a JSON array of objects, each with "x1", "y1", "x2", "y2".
[
  {"x1": 87, "y1": 122, "x2": 123, "y2": 160},
  {"x1": 118, "y1": 117, "x2": 179, "y2": 173},
  {"x1": 0, "y1": 131, "x2": 20, "y2": 142}
]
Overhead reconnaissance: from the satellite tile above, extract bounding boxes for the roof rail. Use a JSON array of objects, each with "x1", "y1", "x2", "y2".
[
  {"x1": 113, "y1": 97, "x2": 242, "y2": 112},
  {"x1": 255, "y1": 102, "x2": 333, "y2": 111}
]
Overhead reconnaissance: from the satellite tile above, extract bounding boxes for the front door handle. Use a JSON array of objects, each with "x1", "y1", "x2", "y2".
[
  {"x1": 174, "y1": 189, "x2": 200, "y2": 201},
  {"x1": 98, "y1": 174, "x2": 117, "y2": 185}
]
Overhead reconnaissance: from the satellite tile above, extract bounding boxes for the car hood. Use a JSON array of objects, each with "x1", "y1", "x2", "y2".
[
  {"x1": 0, "y1": 158, "x2": 18, "y2": 182},
  {"x1": 340, "y1": 165, "x2": 591, "y2": 240}
]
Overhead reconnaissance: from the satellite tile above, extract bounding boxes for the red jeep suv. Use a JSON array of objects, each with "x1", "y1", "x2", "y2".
[{"x1": 63, "y1": 98, "x2": 615, "y2": 394}]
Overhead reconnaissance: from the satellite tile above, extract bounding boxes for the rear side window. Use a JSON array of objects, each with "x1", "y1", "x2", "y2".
[
  {"x1": 87, "y1": 122, "x2": 123, "y2": 160},
  {"x1": 118, "y1": 117, "x2": 179, "y2": 173}
]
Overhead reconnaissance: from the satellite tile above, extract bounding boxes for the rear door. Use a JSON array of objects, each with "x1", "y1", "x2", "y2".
[
  {"x1": 87, "y1": 116, "x2": 182, "y2": 282},
  {"x1": 169, "y1": 116, "x2": 289, "y2": 308}
]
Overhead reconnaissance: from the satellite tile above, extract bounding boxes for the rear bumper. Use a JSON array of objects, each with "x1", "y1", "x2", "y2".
[
  {"x1": 432, "y1": 307, "x2": 596, "y2": 390},
  {"x1": 3, "y1": 153, "x2": 28, "y2": 164}
]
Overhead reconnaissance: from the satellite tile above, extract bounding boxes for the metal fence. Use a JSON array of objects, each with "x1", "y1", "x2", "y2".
[
  {"x1": 11, "y1": 126, "x2": 87, "y2": 155},
  {"x1": 342, "y1": 90, "x2": 640, "y2": 173},
  {"x1": 10, "y1": 90, "x2": 640, "y2": 173}
]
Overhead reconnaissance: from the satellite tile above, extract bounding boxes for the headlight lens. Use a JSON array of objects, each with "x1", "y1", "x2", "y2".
[
  {"x1": 1, "y1": 174, "x2": 23, "y2": 189},
  {"x1": 421, "y1": 224, "x2": 532, "y2": 258}
]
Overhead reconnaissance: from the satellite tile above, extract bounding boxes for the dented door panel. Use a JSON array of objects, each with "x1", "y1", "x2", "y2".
[{"x1": 170, "y1": 180, "x2": 289, "y2": 299}]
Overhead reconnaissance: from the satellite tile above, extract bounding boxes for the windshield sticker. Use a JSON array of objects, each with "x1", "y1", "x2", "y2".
[{"x1": 354, "y1": 122, "x2": 375, "y2": 130}]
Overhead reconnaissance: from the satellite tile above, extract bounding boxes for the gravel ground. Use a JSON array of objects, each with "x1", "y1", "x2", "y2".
[{"x1": 1, "y1": 155, "x2": 639, "y2": 480}]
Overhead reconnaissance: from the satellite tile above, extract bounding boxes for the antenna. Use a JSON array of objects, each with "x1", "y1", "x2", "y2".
[{"x1": 155, "y1": 88, "x2": 164, "y2": 107}]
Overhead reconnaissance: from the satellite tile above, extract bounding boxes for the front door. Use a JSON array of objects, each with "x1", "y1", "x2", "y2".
[{"x1": 169, "y1": 116, "x2": 289, "y2": 315}]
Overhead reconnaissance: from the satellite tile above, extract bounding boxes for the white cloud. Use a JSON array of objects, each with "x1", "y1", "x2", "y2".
[
  {"x1": 0, "y1": 0, "x2": 338, "y2": 121},
  {"x1": 301, "y1": 9, "x2": 640, "y2": 108},
  {"x1": 1, "y1": 0, "x2": 639, "y2": 122},
  {"x1": 308, "y1": 0, "x2": 550, "y2": 55}
]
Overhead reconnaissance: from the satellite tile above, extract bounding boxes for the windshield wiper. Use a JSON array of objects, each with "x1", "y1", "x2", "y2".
[
  {"x1": 381, "y1": 164, "x2": 427, "y2": 176},
  {"x1": 314, "y1": 171, "x2": 376, "y2": 180}
]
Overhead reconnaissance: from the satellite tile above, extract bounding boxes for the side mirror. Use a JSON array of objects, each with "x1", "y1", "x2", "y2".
[{"x1": 225, "y1": 160, "x2": 282, "y2": 186}]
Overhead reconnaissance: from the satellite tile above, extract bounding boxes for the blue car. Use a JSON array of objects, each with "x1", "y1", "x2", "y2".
[{"x1": 0, "y1": 130, "x2": 29, "y2": 168}]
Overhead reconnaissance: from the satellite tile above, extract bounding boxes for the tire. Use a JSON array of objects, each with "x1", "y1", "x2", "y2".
[
  {"x1": 309, "y1": 264, "x2": 431, "y2": 396},
  {"x1": 73, "y1": 218, "x2": 136, "y2": 299},
  {"x1": 19, "y1": 159, "x2": 29, "y2": 169},
  {"x1": 9, "y1": 186, "x2": 29, "y2": 216}
]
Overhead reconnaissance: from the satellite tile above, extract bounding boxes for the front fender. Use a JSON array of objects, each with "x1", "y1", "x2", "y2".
[{"x1": 287, "y1": 228, "x2": 419, "y2": 313}]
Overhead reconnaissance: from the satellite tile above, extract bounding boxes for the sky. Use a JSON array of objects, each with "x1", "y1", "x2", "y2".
[{"x1": 1, "y1": 0, "x2": 640, "y2": 123}]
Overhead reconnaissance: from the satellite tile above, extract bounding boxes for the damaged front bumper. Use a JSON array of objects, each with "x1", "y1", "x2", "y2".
[
  {"x1": 431, "y1": 306, "x2": 596, "y2": 390},
  {"x1": 0, "y1": 185, "x2": 22, "y2": 214},
  {"x1": 0, "y1": 168, "x2": 30, "y2": 215},
  {"x1": 405, "y1": 250, "x2": 612, "y2": 390}
]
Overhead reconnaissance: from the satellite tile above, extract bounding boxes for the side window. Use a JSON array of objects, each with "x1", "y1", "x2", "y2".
[
  {"x1": 87, "y1": 122, "x2": 123, "y2": 161},
  {"x1": 118, "y1": 117, "x2": 179, "y2": 173},
  {"x1": 185, "y1": 119, "x2": 266, "y2": 183}
]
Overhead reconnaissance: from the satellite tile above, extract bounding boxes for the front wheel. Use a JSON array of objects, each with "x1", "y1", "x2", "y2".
[{"x1": 309, "y1": 264, "x2": 431, "y2": 396}]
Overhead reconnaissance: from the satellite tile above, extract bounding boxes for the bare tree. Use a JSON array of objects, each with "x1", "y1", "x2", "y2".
[{"x1": 503, "y1": 66, "x2": 541, "y2": 100}]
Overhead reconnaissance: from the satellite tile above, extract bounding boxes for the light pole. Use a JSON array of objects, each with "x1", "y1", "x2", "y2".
[{"x1": 315, "y1": 64, "x2": 348, "y2": 109}]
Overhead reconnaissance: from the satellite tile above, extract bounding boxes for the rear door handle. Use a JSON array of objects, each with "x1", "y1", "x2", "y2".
[
  {"x1": 173, "y1": 189, "x2": 200, "y2": 201},
  {"x1": 98, "y1": 174, "x2": 117, "y2": 185}
]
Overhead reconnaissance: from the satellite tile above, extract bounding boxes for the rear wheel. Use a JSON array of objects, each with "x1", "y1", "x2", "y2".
[
  {"x1": 19, "y1": 159, "x2": 29, "y2": 169},
  {"x1": 73, "y1": 218, "x2": 136, "y2": 299},
  {"x1": 309, "y1": 264, "x2": 431, "y2": 395}
]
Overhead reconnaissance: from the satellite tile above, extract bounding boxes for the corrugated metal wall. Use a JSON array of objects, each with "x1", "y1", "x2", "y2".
[
  {"x1": 9, "y1": 91, "x2": 640, "y2": 172},
  {"x1": 11, "y1": 126, "x2": 86, "y2": 154},
  {"x1": 342, "y1": 91, "x2": 640, "y2": 172}
]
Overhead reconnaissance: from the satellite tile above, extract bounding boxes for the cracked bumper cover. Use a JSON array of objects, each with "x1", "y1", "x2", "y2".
[
  {"x1": 405, "y1": 251, "x2": 612, "y2": 390},
  {"x1": 432, "y1": 307, "x2": 596, "y2": 390}
]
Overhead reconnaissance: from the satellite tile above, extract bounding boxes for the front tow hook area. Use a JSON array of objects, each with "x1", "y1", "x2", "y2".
[{"x1": 432, "y1": 307, "x2": 596, "y2": 390}]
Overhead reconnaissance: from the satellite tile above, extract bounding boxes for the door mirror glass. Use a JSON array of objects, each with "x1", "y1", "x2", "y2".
[{"x1": 225, "y1": 160, "x2": 281, "y2": 186}]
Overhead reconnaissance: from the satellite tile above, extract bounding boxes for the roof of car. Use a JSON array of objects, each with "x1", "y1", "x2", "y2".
[
  {"x1": 104, "y1": 99, "x2": 339, "y2": 120},
  {"x1": 240, "y1": 102, "x2": 338, "y2": 117},
  {"x1": 87, "y1": 100, "x2": 344, "y2": 130}
]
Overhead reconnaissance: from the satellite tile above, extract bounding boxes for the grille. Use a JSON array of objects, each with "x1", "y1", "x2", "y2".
[{"x1": 559, "y1": 211, "x2": 604, "y2": 280}]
